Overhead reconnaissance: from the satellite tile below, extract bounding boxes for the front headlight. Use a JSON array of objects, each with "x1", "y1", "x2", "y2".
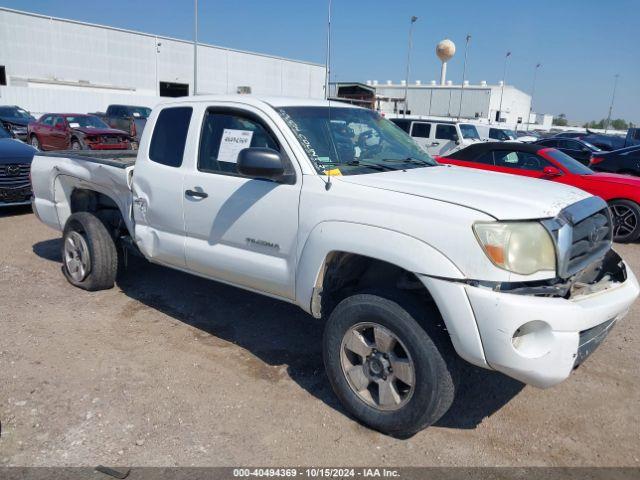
[{"x1": 473, "y1": 221, "x2": 556, "y2": 275}]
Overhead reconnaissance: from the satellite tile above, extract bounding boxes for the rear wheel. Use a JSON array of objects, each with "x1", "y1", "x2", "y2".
[
  {"x1": 61, "y1": 212, "x2": 118, "y2": 291},
  {"x1": 323, "y1": 292, "x2": 457, "y2": 437},
  {"x1": 609, "y1": 199, "x2": 640, "y2": 243}
]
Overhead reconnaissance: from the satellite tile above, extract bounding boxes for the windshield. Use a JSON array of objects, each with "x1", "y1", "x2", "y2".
[
  {"x1": 65, "y1": 115, "x2": 110, "y2": 129},
  {"x1": 277, "y1": 106, "x2": 437, "y2": 175},
  {"x1": 582, "y1": 141, "x2": 600, "y2": 151},
  {"x1": 503, "y1": 130, "x2": 517, "y2": 140},
  {"x1": 460, "y1": 124, "x2": 480, "y2": 139},
  {"x1": 125, "y1": 106, "x2": 151, "y2": 118},
  {"x1": 545, "y1": 148, "x2": 593, "y2": 175},
  {"x1": 0, "y1": 106, "x2": 32, "y2": 119}
]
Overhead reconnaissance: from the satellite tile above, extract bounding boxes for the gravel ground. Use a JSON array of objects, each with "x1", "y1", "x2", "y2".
[{"x1": 1, "y1": 206, "x2": 639, "y2": 467}]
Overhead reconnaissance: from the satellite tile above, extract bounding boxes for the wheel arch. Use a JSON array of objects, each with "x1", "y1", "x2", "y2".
[{"x1": 295, "y1": 221, "x2": 464, "y2": 318}]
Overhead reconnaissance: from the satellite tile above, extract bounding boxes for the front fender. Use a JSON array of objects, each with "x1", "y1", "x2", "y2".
[{"x1": 294, "y1": 221, "x2": 464, "y2": 314}]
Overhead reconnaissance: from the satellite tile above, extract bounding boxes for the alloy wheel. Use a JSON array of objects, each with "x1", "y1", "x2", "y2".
[
  {"x1": 340, "y1": 322, "x2": 415, "y2": 411},
  {"x1": 63, "y1": 231, "x2": 91, "y2": 282}
]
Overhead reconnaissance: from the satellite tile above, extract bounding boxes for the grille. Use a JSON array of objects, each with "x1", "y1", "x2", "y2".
[
  {"x1": 566, "y1": 209, "x2": 612, "y2": 275},
  {"x1": 0, "y1": 164, "x2": 30, "y2": 188},
  {"x1": 543, "y1": 196, "x2": 612, "y2": 279}
]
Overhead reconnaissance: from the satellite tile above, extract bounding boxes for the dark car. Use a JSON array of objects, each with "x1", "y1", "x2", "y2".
[
  {"x1": 535, "y1": 137, "x2": 601, "y2": 165},
  {"x1": 0, "y1": 105, "x2": 36, "y2": 141},
  {"x1": 0, "y1": 124, "x2": 37, "y2": 206},
  {"x1": 92, "y1": 104, "x2": 151, "y2": 148},
  {"x1": 590, "y1": 145, "x2": 640, "y2": 176},
  {"x1": 554, "y1": 130, "x2": 625, "y2": 151},
  {"x1": 28, "y1": 114, "x2": 132, "y2": 151}
]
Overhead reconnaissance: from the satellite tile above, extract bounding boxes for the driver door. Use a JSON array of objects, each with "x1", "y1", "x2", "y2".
[
  {"x1": 409, "y1": 122, "x2": 432, "y2": 154},
  {"x1": 182, "y1": 106, "x2": 301, "y2": 300}
]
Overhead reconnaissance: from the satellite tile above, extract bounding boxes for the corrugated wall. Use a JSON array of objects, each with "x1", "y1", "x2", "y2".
[{"x1": 0, "y1": 8, "x2": 326, "y2": 114}]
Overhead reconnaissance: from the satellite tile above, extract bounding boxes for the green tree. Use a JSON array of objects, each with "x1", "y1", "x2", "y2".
[
  {"x1": 553, "y1": 113, "x2": 568, "y2": 126},
  {"x1": 610, "y1": 118, "x2": 629, "y2": 130}
]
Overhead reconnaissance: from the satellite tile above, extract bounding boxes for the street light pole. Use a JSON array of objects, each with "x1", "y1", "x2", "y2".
[
  {"x1": 403, "y1": 15, "x2": 418, "y2": 118},
  {"x1": 526, "y1": 62, "x2": 541, "y2": 131},
  {"x1": 604, "y1": 74, "x2": 619, "y2": 133},
  {"x1": 497, "y1": 51, "x2": 511, "y2": 123},
  {"x1": 457, "y1": 34, "x2": 471, "y2": 120},
  {"x1": 193, "y1": 0, "x2": 198, "y2": 96}
]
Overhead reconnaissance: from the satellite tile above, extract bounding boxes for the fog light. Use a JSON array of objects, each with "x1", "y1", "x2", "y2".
[{"x1": 511, "y1": 321, "x2": 552, "y2": 358}]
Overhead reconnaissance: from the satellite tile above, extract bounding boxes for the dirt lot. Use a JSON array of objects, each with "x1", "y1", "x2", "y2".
[{"x1": 1, "y1": 206, "x2": 639, "y2": 467}]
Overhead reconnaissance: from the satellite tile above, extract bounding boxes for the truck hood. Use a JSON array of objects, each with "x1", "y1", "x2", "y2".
[{"x1": 336, "y1": 164, "x2": 591, "y2": 220}]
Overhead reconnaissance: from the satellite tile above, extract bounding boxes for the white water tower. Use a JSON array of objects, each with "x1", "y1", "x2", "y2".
[{"x1": 436, "y1": 39, "x2": 456, "y2": 85}]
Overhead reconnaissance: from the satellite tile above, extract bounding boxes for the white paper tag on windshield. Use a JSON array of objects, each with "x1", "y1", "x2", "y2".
[
  {"x1": 69, "y1": 122, "x2": 80, "y2": 128},
  {"x1": 218, "y1": 129, "x2": 254, "y2": 164},
  {"x1": 132, "y1": 112, "x2": 141, "y2": 117}
]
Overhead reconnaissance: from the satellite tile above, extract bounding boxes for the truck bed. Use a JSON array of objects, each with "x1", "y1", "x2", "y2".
[{"x1": 40, "y1": 150, "x2": 137, "y2": 169}]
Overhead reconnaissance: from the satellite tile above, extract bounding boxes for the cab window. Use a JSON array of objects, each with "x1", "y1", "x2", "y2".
[
  {"x1": 198, "y1": 110, "x2": 281, "y2": 175},
  {"x1": 411, "y1": 122, "x2": 431, "y2": 138},
  {"x1": 436, "y1": 124, "x2": 457, "y2": 140}
]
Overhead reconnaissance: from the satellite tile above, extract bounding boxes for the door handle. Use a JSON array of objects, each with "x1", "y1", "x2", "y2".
[
  {"x1": 431, "y1": 142, "x2": 440, "y2": 146},
  {"x1": 185, "y1": 189, "x2": 208, "y2": 199}
]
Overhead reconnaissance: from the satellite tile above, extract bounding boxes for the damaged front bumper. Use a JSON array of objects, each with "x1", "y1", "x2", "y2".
[{"x1": 420, "y1": 250, "x2": 639, "y2": 388}]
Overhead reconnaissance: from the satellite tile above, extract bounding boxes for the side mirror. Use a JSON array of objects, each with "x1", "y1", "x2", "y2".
[
  {"x1": 543, "y1": 166, "x2": 562, "y2": 177},
  {"x1": 237, "y1": 147, "x2": 285, "y2": 181}
]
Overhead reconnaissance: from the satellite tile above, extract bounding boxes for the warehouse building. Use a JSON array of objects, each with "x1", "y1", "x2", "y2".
[
  {"x1": 0, "y1": 8, "x2": 326, "y2": 116},
  {"x1": 331, "y1": 81, "x2": 551, "y2": 130}
]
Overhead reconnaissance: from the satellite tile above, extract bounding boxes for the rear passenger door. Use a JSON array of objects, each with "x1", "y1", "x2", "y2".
[
  {"x1": 409, "y1": 122, "x2": 432, "y2": 153},
  {"x1": 132, "y1": 106, "x2": 194, "y2": 268},
  {"x1": 182, "y1": 105, "x2": 301, "y2": 300}
]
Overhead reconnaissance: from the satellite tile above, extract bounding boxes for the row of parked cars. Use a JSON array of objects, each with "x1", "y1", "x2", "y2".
[
  {"x1": 0, "y1": 103, "x2": 150, "y2": 150},
  {"x1": 391, "y1": 116, "x2": 640, "y2": 176},
  {"x1": 0, "y1": 103, "x2": 150, "y2": 206}
]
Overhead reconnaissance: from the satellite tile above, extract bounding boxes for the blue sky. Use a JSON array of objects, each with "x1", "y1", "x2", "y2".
[{"x1": 2, "y1": 0, "x2": 638, "y2": 123}]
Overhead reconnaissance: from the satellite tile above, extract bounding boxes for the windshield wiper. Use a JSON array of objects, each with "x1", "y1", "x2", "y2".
[
  {"x1": 319, "y1": 160, "x2": 397, "y2": 172},
  {"x1": 382, "y1": 157, "x2": 434, "y2": 167}
]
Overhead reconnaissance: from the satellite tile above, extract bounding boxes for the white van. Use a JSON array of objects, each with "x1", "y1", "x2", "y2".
[{"x1": 390, "y1": 117, "x2": 482, "y2": 156}]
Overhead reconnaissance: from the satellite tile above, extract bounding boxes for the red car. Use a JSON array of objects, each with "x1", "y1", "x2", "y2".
[
  {"x1": 28, "y1": 114, "x2": 131, "y2": 151},
  {"x1": 438, "y1": 142, "x2": 640, "y2": 243}
]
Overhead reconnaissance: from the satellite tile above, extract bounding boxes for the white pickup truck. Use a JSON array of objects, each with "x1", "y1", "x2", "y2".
[{"x1": 31, "y1": 96, "x2": 639, "y2": 437}]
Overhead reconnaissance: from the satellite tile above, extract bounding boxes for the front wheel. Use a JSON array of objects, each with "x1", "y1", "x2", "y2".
[
  {"x1": 609, "y1": 199, "x2": 640, "y2": 243},
  {"x1": 71, "y1": 139, "x2": 83, "y2": 150},
  {"x1": 30, "y1": 135, "x2": 40, "y2": 150},
  {"x1": 62, "y1": 212, "x2": 118, "y2": 291},
  {"x1": 323, "y1": 293, "x2": 457, "y2": 437}
]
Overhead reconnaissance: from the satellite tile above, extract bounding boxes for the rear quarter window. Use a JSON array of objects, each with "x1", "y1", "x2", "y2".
[{"x1": 149, "y1": 107, "x2": 193, "y2": 168}]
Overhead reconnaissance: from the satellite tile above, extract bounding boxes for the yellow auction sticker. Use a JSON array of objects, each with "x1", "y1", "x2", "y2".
[{"x1": 323, "y1": 168, "x2": 342, "y2": 176}]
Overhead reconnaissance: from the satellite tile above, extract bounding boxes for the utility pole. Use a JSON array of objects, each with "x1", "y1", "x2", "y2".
[
  {"x1": 604, "y1": 74, "x2": 619, "y2": 133},
  {"x1": 457, "y1": 34, "x2": 471, "y2": 120},
  {"x1": 497, "y1": 51, "x2": 511, "y2": 123},
  {"x1": 526, "y1": 63, "x2": 541, "y2": 131},
  {"x1": 193, "y1": 0, "x2": 198, "y2": 96},
  {"x1": 403, "y1": 15, "x2": 418, "y2": 117}
]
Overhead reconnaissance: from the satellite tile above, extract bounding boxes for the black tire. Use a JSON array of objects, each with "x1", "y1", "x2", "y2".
[
  {"x1": 609, "y1": 199, "x2": 640, "y2": 243},
  {"x1": 61, "y1": 212, "x2": 118, "y2": 291},
  {"x1": 323, "y1": 292, "x2": 457, "y2": 437}
]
